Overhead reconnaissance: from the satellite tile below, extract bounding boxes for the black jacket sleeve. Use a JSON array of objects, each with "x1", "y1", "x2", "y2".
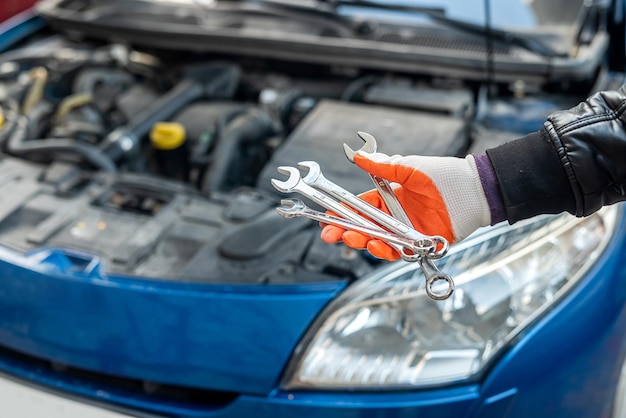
[{"x1": 486, "y1": 85, "x2": 626, "y2": 223}]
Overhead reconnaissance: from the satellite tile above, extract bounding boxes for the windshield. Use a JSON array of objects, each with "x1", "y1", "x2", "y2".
[
  {"x1": 356, "y1": 0, "x2": 586, "y2": 30},
  {"x1": 146, "y1": 0, "x2": 586, "y2": 31}
]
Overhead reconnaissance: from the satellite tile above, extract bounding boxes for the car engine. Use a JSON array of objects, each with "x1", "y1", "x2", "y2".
[{"x1": 0, "y1": 33, "x2": 581, "y2": 284}]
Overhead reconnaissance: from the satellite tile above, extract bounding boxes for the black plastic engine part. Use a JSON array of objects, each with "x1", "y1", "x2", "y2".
[
  {"x1": 363, "y1": 83, "x2": 474, "y2": 117},
  {"x1": 222, "y1": 187, "x2": 278, "y2": 222},
  {"x1": 114, "y1": 84, "x2": 160, "y2": 123},
  {"x1": 73, "y1": 68, "x2": 134, "y2": 113},
  {"x1": 218, "y1": 209, "x2": 310, "y2": 260},
  {"x1": 202, "y1": 108, "x2": 276, "y2": 192},
  {"x1": 0, "y1": 157, "x2": 367, "y2": 284},
  {"x1": 99, "y1": 64, "x2": 241, "y2": 161},
  {"x1": 257, "y1": 99, "x2": 470, "y2": 196},
  {"x1": 171, "y1": 102, "x2": 246, "y2": 151},
  {"x1": 2, "y1": 98, "x2": 117, "y2": 172},
  {"x1": 152, "y1": 139, "x2": 190, "y2": 182},
  {"x1": 169, "y1": 101, "x2": 248, "y2": 186}
]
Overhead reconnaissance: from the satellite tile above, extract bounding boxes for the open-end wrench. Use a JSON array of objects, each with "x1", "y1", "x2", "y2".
[
  {"x1": 343, "y1": 131, "x2": 414, "y2": 227},
  {"x1": 276, "y1": 199, "x2": 438, "y2": 259},
  {"x1": 298, "y1": 160, "x2": 447, "y2": 259},
  {"x1": 271, "y1": 166, "x2": 382, "y2": 230},
  {"x1": 271, "y1": 167, "x2": 435, "y2": 259},
  {"x1": 272, "y1": 166, "x2": 454, "y2": 300},
  {"x1": 277, "y1": 199, "x2": 455, "y2": 300}
]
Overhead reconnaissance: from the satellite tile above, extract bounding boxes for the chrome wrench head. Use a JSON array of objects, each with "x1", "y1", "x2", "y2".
[
  {"x1": 271, "y1": 166, "x2": 382, "y2": 229},
  {"x1": 299, "y1": 159, "x2": 392, "y2": 221},
  {"x1": 418, "y1": 257, "x2": 455, "y2": 300},
  {"x1": 343, "y1": 131, "x2": 413, "y2": 225},
  {"x1": 298, "y1": 160, "x2": 418, "y2": 238},
  {"x1": 270, "y1": 166, "x2": 301, "y2": 193},
  {"x1": 343, "y1": 131, "x2": 377, "y2": 163},
  {"x1": 297, "y1": 161, "x2": 322, "y2": 184},
  {"x1": 275, "y1": 198, "x2": 306, "y2": 218}
]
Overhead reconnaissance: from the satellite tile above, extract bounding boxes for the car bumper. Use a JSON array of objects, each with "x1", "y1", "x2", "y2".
[
  {"x1": 0, "y1": 368, "x2": 479, "y2": 418},
  {"x1": 1, "y1": 217, "x2": 625, "y2": 418},
  {"x1": 0, "y1": 373, "x2": 135, "y2": 418}
]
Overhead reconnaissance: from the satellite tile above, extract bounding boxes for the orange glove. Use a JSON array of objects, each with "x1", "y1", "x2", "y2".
[{"x1": 321, "y1": 152, "x2": 493, "y2": 261}]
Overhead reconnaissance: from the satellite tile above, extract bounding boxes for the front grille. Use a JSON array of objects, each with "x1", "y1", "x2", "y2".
[{"x1": 0, "y1": 344, "x2": 238, "y2": 416}]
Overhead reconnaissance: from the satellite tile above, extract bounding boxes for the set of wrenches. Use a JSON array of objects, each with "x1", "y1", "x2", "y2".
[{"x1": 270, "y1": 131, "x2": 454, "y2": 300}]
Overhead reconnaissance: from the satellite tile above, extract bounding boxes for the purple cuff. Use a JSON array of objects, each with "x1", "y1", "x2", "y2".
[{"x1": 472, "y1": 153, "x2": 507, "y2": 224}]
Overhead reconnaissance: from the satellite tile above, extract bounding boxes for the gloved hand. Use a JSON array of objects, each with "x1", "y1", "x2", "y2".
[{"x1": 320, "y1": 152, "x2": 494, "y2": 260}]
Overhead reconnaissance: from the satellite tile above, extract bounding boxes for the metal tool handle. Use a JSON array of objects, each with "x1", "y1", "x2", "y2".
[
  {"x1": 370, "y1": 174, "x2": 412, "y2": 225},
  {"x1": 271, "y1": 168, "x2": 435, "y2": 262},
  {"x1": 276, "y1": 199, "x2": 431, "y2": 259},
  {"x1": 374, "y1": 175, "x2": 451, "y2": 295},
  {"x1": 294, "y1": 184, "x2": 434, "y2": 260},
  {"x1": 297, "y1": 161, "x2": 438, "y2": 253},
  {"x1": 370, "y1": 175, "x2": 447, "y2": 254},
  {"x1": 300, "y1": 183, "x2": 380, "y2": 230}
]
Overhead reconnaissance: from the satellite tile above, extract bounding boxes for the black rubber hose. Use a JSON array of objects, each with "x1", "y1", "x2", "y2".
[
  {"x1": 340, "y1": 75, "x2": 379, "y2": 102},
  {"x1": 202, "y1": 108, "x2": 276, "y2": 192},
  {"x1": 100, "y1": 64, "x2": 241, "y2": 161},
  {"x1": 6, "y1": 115, "x2": 117, "y2": 173}
]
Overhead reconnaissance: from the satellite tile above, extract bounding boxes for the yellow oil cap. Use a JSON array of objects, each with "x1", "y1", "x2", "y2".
[
  {"x1": 150, "y1": 122, "x2": 186, "y2": 150},
  {"x1": 0, "y1": 106, "x2": 4, "y2": 128}
]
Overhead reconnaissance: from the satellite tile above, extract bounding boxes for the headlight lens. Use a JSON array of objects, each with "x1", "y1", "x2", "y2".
[{"x1": 282, "y1": 205, "x2": 621, "y2": 390}]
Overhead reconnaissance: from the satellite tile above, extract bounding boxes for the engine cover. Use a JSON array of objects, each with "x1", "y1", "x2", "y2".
[
  {"x1": 258, "y1": 99, "x2": 470, "y2": 195},
  {"x1": 0, "y1": 157, "x2": 371, "y2": 284}
]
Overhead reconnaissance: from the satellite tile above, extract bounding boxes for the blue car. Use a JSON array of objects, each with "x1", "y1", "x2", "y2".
[{"x1": 0, "y1": 0, "x2": 625, "y2": 417}]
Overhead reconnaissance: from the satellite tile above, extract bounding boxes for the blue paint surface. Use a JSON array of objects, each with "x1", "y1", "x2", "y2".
[
  {"x1": 0, "y1": 9, "x2": 45, "y2": 53},
  {"x1": 0, "y1": 245, "x2": 344, "y2": 395},
  {"x1": 1, "y1": 209, "x2": 624, "y2": 417}
]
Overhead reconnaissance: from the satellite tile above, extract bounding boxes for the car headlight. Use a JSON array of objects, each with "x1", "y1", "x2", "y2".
[{"x1": 282, "y1": 205, "x2": 621, "y2": 390}]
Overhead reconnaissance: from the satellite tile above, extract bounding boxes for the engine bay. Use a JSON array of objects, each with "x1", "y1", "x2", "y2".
[{"x1": 0, "y1": 30, "x2": 597, "y2": 284}]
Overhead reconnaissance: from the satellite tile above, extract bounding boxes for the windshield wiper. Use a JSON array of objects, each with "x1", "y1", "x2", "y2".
[
  {"x1": 216, "y1": 0, "x2": 558, "y2": 56},
  {"x1": 331, "y1": 0, "x2": 560, "y2": 56},
  {"x1": 215, "y1": 0, "x2": 361, "y2": 36}
]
